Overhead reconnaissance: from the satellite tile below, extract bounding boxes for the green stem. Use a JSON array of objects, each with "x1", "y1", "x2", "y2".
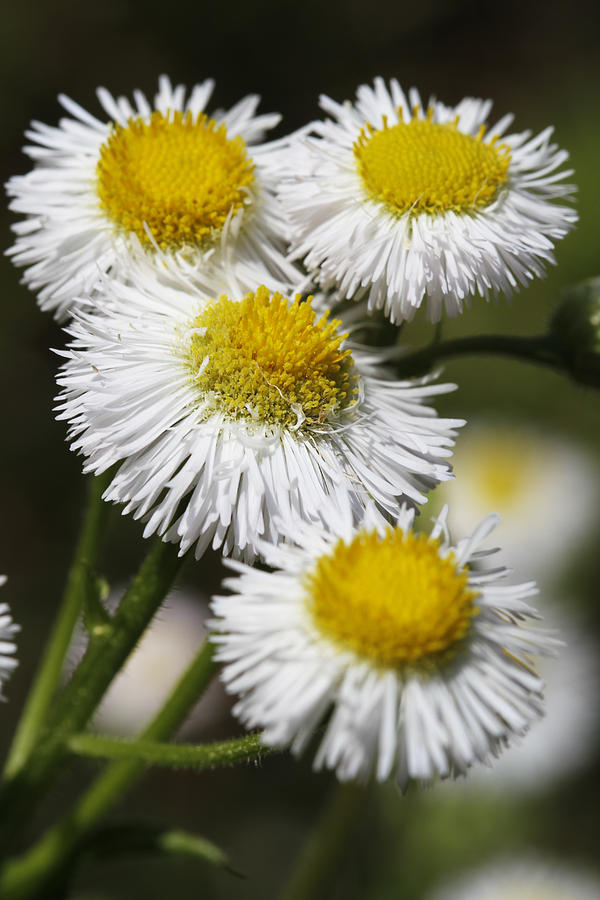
[
  {"x1": 3, "y1": 471, "x2": 113, "y2": 780},
  {"x1": 67, "y1": 731, "x2": 274, "y2": 770},
  {"x1": 53, "y1": 639, "x2": 217, "y2": 833},
  {"x1": 0, "y1": 639, "x2": 219, "y2": 900},
  {"x1": 278, "y1": 783, "x2": 364, "y2": 900},
  {"x1": 0, "y1": 538, "x2": 185, "y2": 852},
  {"x1": 393, "y1": 332, "x2": 565, "y2": 378}
]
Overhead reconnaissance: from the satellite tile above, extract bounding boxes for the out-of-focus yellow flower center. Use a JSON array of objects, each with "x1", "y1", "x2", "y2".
[
  {"x1": 305, "y1": 528, "x2": 479, "y2": 665},
  {"x1": 186, "y1": 286, "x2": 358, "y2": 429},
  {"x1": 354, "y1": 107, "x2": 511, "y2": 217},
  {"x1": 470, "y1": 447, "x2": 532, "y2": 508},
  {"x1": 96, "y1": 110, "x2": 255, "y2": 248},
  {"x1": 449, "y1": 432, "x2": 537, "y2": 510}
]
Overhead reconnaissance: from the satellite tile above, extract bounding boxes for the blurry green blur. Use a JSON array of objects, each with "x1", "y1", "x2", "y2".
[{"x1": 0, "y1": 0, "x2": 599, "y2": 897}]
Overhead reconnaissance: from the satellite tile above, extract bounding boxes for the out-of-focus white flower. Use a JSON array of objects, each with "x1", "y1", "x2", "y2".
[
  {"x1": 67, "y1": 590, "x2": 223, "y2": 736},
  {"x1": 428, "y1": 856, "x2": 600, "y2": 900},
  {"x1": 210, "y1": 506, "x2": 557, "y2": 787},
  {"x1": 437, "y1": 423, "x2": 599, "y2": 583},
  {"x1": 6, "y1": 75, "x2": 300, "y2": 319},
  {"x1": 94, "y1": 593, "x2": 208, "y2": 735},
  {"x1": 277, "y1": 78, "x2": 576, "y2": 323},
  {"x1": 56, "y1": 276, "x2": 462, "y2": 561}
]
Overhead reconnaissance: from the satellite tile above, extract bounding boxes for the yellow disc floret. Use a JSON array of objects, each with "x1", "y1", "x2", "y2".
[
  {"x1": 186, "y1": 286, "x2": 358, "y2": 429},
  {"x1": 354, "y1": 107, "x2": 511, "y2": 217},
  {"x1": 96, "y1": 110, "x2": 255, "y2": 248},
  {"x1": 305, "y1": 528, "x2": 479, "y2": 666}
]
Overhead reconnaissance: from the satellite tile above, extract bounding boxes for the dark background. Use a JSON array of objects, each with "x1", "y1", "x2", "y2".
[{"x1": 1, "y1": 1, "x2": 599, "y2": 897}]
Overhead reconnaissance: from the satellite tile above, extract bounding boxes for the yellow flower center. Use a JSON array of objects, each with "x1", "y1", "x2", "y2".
[
  {"x1": 186, "y1": 286, "x2": 358, "y2": 429},
  {"x1": 305, "y1": 528, "x2": 479, "y2": 666},
  {"x1": 96, "y1": 110, "x2": 255, "y2": 249},
  {"x1": 354, "y1": 107, "x2": 511, "y2": 217}
]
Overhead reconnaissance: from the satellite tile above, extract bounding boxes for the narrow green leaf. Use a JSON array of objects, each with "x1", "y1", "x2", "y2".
[
  {"x1": 81, "y1": 824, "x2": 240, "y2": 875},
  {"x1": 159, "y1": 829, "x2": 236, "y2": 871}
]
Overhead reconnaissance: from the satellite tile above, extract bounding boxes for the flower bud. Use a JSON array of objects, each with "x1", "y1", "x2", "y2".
[{"x1": 550, "y1": 278, "x2": 600, "y2": 388}]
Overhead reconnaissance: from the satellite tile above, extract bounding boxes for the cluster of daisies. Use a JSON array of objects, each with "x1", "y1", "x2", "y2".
[{"x1": 5, "y1": 75, "x2": 577, "y2": 787}]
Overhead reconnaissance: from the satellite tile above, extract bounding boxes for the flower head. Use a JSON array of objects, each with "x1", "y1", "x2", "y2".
[
  {"x1": 210, "y1": 507, "x2": 556, "y2": 786},
  {"x1": 278, "y1": 78, "x2": 576, "y2": 323},
  {"x1": 56, "y1": 268, "x2": 462, "y2": 561},
  {"x1": 7, "y1": 76, "x2": 301, "y2": 319}
]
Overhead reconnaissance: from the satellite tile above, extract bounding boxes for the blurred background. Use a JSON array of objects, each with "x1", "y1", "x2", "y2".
[{"x1": 1, "y1": 0, "x2": 599, "y2": 897}]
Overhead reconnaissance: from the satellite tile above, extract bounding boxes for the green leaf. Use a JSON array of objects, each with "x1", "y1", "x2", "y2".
[
  {"x1": 160, "y1": 829, "x2": 238, "y2": 872},
  {"x1": 81, "y1": 823, "x2": 240, "y2": 875}
]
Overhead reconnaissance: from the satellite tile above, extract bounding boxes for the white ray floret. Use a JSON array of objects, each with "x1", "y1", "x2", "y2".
[
  {"x1": 210, "y1": 506, "x2": 557, "y2": 786},
  {"x1": 55, "y1": 269, "x2": 463, "y2": 562},
  {"x1": 468, "y1": 612, "x2": 600, "y2": 793},
  {"x1": 0, "y1": 576, "x2": 19, "y2": 698},
  {"x1": 6, "y1": 75, "x2": 301, "y2": 319},
  {"x1": 277, "y1": 78, "x2": 577, "y2": 323}
]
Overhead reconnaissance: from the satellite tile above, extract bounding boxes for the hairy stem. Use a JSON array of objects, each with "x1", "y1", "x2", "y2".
[
  {"x1": 0, "y1": 640, "x2": 220, "y2": 900},
  {"x1": 4, "y1": 471, "x2": 113, "y2": 780},
  {"x1": 67, "y1": 731, "x2": 274, "y2": 769},
  {"x1": 0, "y1": 538, "x2": 185, "y2": 852}
]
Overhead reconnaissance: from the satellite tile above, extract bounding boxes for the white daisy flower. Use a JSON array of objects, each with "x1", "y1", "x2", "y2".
[
  {"x1": 277, "y1": 78, "x2": 576, "y2": 323},
  {"x1": 0, "y1": 576, "x2": 19, "y2": 697},
  {"x1": 209, "y1": 507, "x2": 556, "y2": 786},
  {"x1": 437, "y1": 423, "x2": 599, "y2": 584},
  {"x1": 428, "y1": 856, "x2": 600, "y2": 900},
  {"x1": 55, "y1": 273, "x2": 462, "y2": 562},
  {"x1": 6, "y1": 75, "x2": 301, "y2": 320}
]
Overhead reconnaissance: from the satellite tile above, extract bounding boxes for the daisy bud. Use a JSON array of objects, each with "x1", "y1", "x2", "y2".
[{"x1": 550, "y1": 277, "x2": 600, "y2": 388}]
